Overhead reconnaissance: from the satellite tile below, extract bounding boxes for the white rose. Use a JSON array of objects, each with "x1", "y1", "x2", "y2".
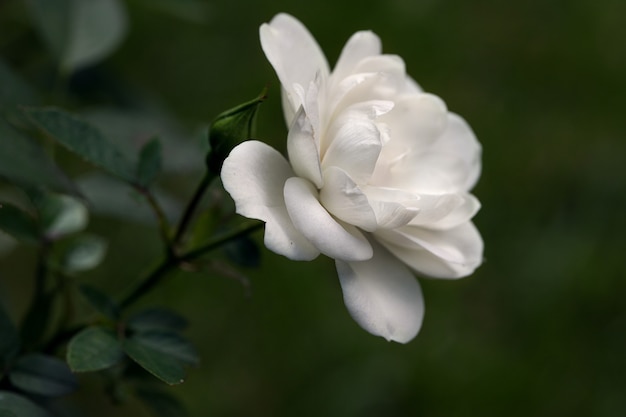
[{"x1": 221, "y1": 13, "x2": 483, "y2": 343}]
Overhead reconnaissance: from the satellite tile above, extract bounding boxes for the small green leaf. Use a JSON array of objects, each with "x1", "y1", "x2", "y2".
[
  {"x1": 56, "y1": 234, "x2": 107, "y2": 273},
  {"x1": 126, "y1": 308, "x2": 188, "y2": 333},
  {"x1": 26, "y1": 108, "x2": 136, "y2": 183},
  {"x1": 8, "y1": 354, "x2": 78, "y2": 397},
  {"x1": 79, "y1": 284, "x2": 120, "y2": 320},
  {"x1": 128, "y1": 331, "x2": 198, "y2": 366},
  {"x1": 0, "y1": 118, "x2": 78, "y2": 196},
  {"x1": 223, "y1": 234, "x2": 260, "y2": 268},
  {"x1": 0, "y1": 391, "x2": 51, "y2": 417},
  {"x1": 37, "y1": 193, "x2": 88, "y2": 239},
  {"x1": 137, "y1": 138, "x2": 162, "y2": 188},
  {"x1": 61, "y1": 0, "x2": 128, "y2": 72},
  {"x1": 122, "y1": 339, "x2": 186, "y2": 385},
  {"x1": 0, "y1": 302, "x2": 20, "y2": 368},
  {"x1": 207, "y1": 89, "x2": 266, "y2": 174},
  {"x1": 136, "y1": 387, "x2": 188, "y2": 417},
  {"x1": 67, "y1": 326, "x2": 124, "y2": 372},
  {"x1": 27, "y1": 0, "x2": 128, "y2": 73},
  {"x1": 0, "y1": 202, "x2": 40, "y2": 244}
]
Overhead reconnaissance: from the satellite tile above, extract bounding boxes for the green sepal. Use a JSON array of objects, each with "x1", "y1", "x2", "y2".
[{"x1": 206, "y1": 89, "x2": 267, "y2": 174}]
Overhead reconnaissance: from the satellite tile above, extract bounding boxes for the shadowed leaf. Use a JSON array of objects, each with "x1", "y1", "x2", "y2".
[
  {"x1": 67, "y1": 327, "x2": 124, "y2": 372},
  {"x1": 8, "y1": 354, "x2": 78, "y2": 397}
]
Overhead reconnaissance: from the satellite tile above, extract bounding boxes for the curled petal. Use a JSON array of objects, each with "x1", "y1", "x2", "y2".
[
  {"x1": 284, "y1": 177, "x2": 373, "y2": 261},
  {"x1": 287, "y1": 107, "x2": 323, "y2": 188},
  {"x1": 377, "y1": 222, "x2": 483, "y2": 278},
  {"x1": 221, "y1": 141, "x2": 319, "y2": 260},
  {"x1": 320, "y1": 167, "x2": 377, "y2": 231},
  {"x1": 260, "y1": 13, "x2": 330, "y2": 115},
  {"x1": 336, "y1": 240, "x2": 424, "y2": 343}
]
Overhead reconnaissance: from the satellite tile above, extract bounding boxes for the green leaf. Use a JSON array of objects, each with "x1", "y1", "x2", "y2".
[
  {"x1": 26, "y1": 108, "x2": 137, "y2": 183},
  {"x1": 56, "y1": 234, "x2": 107, "y2": 273},
  {"x1": 37, "y1": 193, "x2": 88, "y2": 238},
  {"x1": 8, "y1": 354, "x2": 78, "y2": 397},
  {"x1": 66, "y1": 326, "x2": 124, "y2": 372},
  {"x1": 0, "y1": 302, "x2": 20, "y2": 369},
  {"x1": 128, "y1": 331, "x2": 198, "y2": 366},
  {"x1": 223, "y1": 234, "x2": 260, "y2": 268},
  {"x1": 136, "y1": 387, "x2": 188, "y2": 417},
  {"x1": 122, "y1": 338, "x2": 186, "y2": 386},
  {"x1": 0, "y1": 59, "x2": 40, "y2": 110},
  {"x1": 0, "y1": 391, "x2": 51, "y2": 417},
  {"x1": 126, "y1": 308, "x2": 188, "y2": 333},
  {"x1": 0, "y1": 118, "x2": 78, "y2": 196},
  {"x1": 27, "y1": 0, "x2": 128, "y2": 73},
  {"x1": 207, "y1": 89, "x2": 267, "y2": 174},
  {"x1": 78, "y1": 284, "x2": 120, "y2": 320},
  {"x1": 137, "y1": 138, "x2": 162, "y2": 188},
  {"x1": 0, "y1": 202, "x2": 40, "y2": 244}
]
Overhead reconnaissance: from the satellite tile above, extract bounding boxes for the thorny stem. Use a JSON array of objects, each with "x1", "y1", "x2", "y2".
[
  {"x1": 119, "y1": 221, "x2": 263, "y2": 310},
  {"x1": 173, "y1": 171, "x2": 216, "y2": 246},
  {"x1": 137, "y1": 186, "x2": 175, "y2": 258}
]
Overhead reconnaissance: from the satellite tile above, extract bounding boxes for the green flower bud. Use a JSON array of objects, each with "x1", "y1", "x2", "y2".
[{"x1": 207, "y1": 89, "x2": 267, "y2": 174}]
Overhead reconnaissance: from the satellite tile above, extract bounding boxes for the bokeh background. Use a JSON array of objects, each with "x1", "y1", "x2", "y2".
[{"x1": 1, "y1": 0, "x2": 625, "y2": 416}]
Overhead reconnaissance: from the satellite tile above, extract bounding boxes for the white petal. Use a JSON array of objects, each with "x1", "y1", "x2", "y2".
[
  {"x1": 377, "y1": 222, "x2": 483, "y2": 278},
  {"x1": 221, "y1": 141, "x2": 319, "y2": 260},
  {"x1": 381, "y1": 93, "x2": 448, "y2": 148},
  {"x1": 260, "y1": 14, "x2": 329, "y2": 114},
  {"x1": 410, "y1": 193, "x2": 481, "y2": 230},
  {"x1": 359, "y1": 186, "x2": 419, "y2": 229},
  {"x1": 431, "y1": 113, "x2": 482, "y2": 191},
  {"x1": 322, "y1": 114, "x2": 382, "y2": 184},
  {"x1": 287, "y1": 107, "x2": 323, "y2": 188},
  {"x1": 284, "y1": 177, "x2": 373, "y2": 261},
  {"x1": 336, "y1": 240, "x2": 424, "y2": 343},
  {"x1": 333, "y1": 30, "x2": 381, "y2": 83},
  {"x1": 319, "y1": 166, "x2": 377, "y2": 231}
]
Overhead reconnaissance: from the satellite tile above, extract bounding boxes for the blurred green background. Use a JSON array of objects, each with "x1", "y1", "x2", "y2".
[{"x1": 1, "y1": 0, "x2": 625, "y2": 416}]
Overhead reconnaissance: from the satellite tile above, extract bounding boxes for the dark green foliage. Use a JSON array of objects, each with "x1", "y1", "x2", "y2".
[
  {"x1": 0, "y1": 303, "x2": 20, "y2": 371},
  {"x1": 78, "y1": 284, "x2": 120, "y2": 320},
  {"x1": 8, "y1": 354, "x2": 77, "y2": 397},
  {"x1": 137, "y1": 138, "x2": 163, "y2": 188},
  {"x1": 0, "y1": 119, "x2": 78, "y2": 195},
  {"x1": 66, "y1": 327, "x2": 124, "y2": 372},
  {"x1": 0, "y1": 203, "x2": 40, "y2": 244},
  {"x1": 0, "y1": 391, "x2": 51, "y2": 417},
  {"x1": 26, "y1": 108, "x2": 137, "y2": 183}
]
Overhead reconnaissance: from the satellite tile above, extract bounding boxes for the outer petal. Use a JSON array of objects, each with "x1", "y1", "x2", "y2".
[
  {"x1": 336, "y1": 240, "x2": 424, "y2": 343},
  {"x1": 333, "y1": 30, "x2": 382, "y2": 83},
  {"x1": 284, "y1": 177, "x2": 373, "y2": 261},
  {"x1": 430, "y1": 113, "x2": 482, "y2": 191},
  {"x1": 260, "y1": 14, "x2": 329, "y2": 116},
  {"x1": 287, "y1": 107, "x2": 323, "y2": 188},
  {"x1": 221, "y1": 141, "x2": 319, "y2": 260},
  {"x1": 376, "y1": 222, "x2": 483, "y2": 278}
]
